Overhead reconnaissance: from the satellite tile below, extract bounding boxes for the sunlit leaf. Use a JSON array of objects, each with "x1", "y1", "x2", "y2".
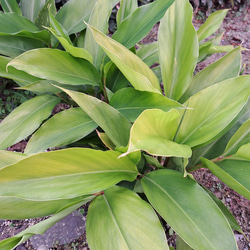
[
  {"x1": 57, "y1": 87, "x2": 131, "y2": 147},
  {"x1": 175, "y1": 76, "x2": 250, "y2": 147},
  {"x1": 87, "y1": 24, "x2": 161, "y2": 94},
  {"x1": 112, "y1": 0, "x2": 174, "y2": 49},
  {"x1": 235, "y1": 144, "x2": 250, "y2": 160},
  {"x1": 123, "y1": 109, "x2": 192, "y2": 158},
  {"x1": 110, "y1": 88, "x2": 185, "y2": 122},
  {"x1": 0, "y1": 150, "x2": 28, "y2": 169},
  {"x1": 84, "y1": 0, "x2": 113, "y2": 70},
  {"x1": 181, "y1": 46, "x2": 241, "y2": 102},
  {"x1": 142, "y1": 169, "x2": 237, "y2": 250},
  {"x1": 197, "y1": 9, "x2": 228, "y2": 42},
  {"x1": 0, "y1": 56, "x2": 41, "y2": 85},
  {"x1": 87, "y1": 185, "x2": 169, "y2": 250},
  {"x1": 158, "y1": 0, "x2": 198, "y2": 101},
  {"x1": 8, "y1": 48, "x2": 100, "y2": 86},
  {"x1": 0, "y1": 148, "x2": 138, "y2": 200}
]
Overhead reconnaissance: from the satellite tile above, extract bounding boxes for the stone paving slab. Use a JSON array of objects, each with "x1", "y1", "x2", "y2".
[{"x1": 29, "y1": 211, "x2": 86, "y2": 249}]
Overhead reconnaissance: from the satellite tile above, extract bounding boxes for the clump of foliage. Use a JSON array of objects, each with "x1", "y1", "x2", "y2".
[{"x1": 0, "y1": 0, "x2": 249, "y2": 249}]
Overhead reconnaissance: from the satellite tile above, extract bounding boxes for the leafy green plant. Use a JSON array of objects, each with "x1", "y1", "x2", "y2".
[{"x1": 0, "y1": 0, "x2": 249, "y2": 249}]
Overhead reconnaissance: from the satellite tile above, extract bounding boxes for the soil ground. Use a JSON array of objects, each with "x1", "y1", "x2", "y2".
[{"x1": 0, "y1": 6, "x2": 250, "y2": 250}]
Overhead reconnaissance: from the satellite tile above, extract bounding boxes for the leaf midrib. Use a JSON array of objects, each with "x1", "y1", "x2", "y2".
[
  {"x1": 0, "y1": 97, "x2": 57, "y2": 145},
  {"x1": 103, "y1": 194, "x2": 130, "y2": 250},
  {"x1": 144, "y1": 176, "x2": 215, "y2": 249}
]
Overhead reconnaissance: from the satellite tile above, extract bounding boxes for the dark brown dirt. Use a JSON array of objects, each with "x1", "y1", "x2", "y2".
[{"x1": 0, "y1": 7, "x2": 249, "y2": 250}]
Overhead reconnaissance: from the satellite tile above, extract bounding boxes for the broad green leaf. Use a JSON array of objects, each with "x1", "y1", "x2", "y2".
[
  {"x1": 109, "y1": 88, "x2": 185, "y2": 122},
  {"x1": 112, "y1": 0, "x2": 174, "y2": 49},
  {"x1": 116, "y1": 0, "x2": 137, "y2": 27},
  {"x1": 175, "y1": 76, "x2": 250, "y2": 148},
  {"x1": 48, "y1": 13, "x2": 93, "y2": 62},
  {"x1": 188, "y1": 98, "x2": 250, "y2": 167},
  {"x1": 0, "y1": 56, "x2": 41, "y2": 85},
  {"x1": 34, "y1": 0, "x2": 56, "y2": 29},
  {"x1": 158, "y1": 0, "x2": 198, "y2": 101},
  {"x1": 0, "y1": 148, "x2": 137, "y2": 200},
  {"x1": 0, "y1": 195, "x2": 91, "y2": 220},
  {"x1": 0, "y1": 35, "x2": 46, "y2": 58},
  {"x1": 197, "y1": 9, "x2": 228, "y2": 42},
  {"x1": 0, "y1": 197, "x2": 93, "y2": 250},
  {"x1": 142, "y1": 169, "x2": 237, "y2": 250},
  {"x1": 137, "y1": 42, "x2": 159, "y2": 66},
  {"x1": 223, "y1": 119, "x2": 250, "y2": 156},
  {"x1": 21, "y1": 0, "x2": 46, "y2": 22},
  {"x1": 0, "y1": 150, "x2": 28, "y2": 169},
  {"x1": 8, "y1": 48, "x2": 100, "y2": 86},
  {"x1": 87, "y1": 185, "x2": 169, "y2": 250},
  {"x1": 235, "y1": 144, "x2": 250, "y2": 160},
  {"x1": 87, "y1": 24, "x2": 161, "y2": 94},
  {"x1": 180, "y1": 46, "x2": 241, "y2": 102},
  {"x1": 55, "y1": 0, "x2": 97, "y2": 34},
  {"x1": 46, "y1": 27, "x2": 93, "y2": 62},
  {"x1": 84, "y1": 0, "x2": 113, "y2": 70},
  {"x1": 0, "y1": 0, "x2": 22, "y2": 15},
  {"x1": 0, "y1": 12, "x2": 50, "y2": 44},
  {"x1": 203, "y1": 186, "x2": 244, "y2": 234},
  {"x1": 123, "y1": 109, "x2": 192, "y2": 158},
  {"x1": 57, "y1": 87, "x2": 131, "y2": 147},
  {"x1": 0, "y1": 94, "x2": 60, "y2": 150},
  {"x1": 25, "y1": 108, "x2": 98, "y2": 154},
  {"x1": 201, "y1": 158, "x2": 250, "y2": 200},
  {"x1": 49, "y1": 11, "x2": 71, "y2": 43}
]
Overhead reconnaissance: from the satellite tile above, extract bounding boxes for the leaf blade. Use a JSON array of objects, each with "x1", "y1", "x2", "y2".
[
  {"x1": 124, "y1": 109, "x2": 192, "y2": 158},
  {"x1": 158, "y1": 0, "x2": 198, "y2": 101},
  {"x1": 87, "y1": 185, "x2": 169, "y2": 250},
  {"x1": 87, "y1": 24, "x2": 161, "y2": 94},
  {"x1": 0, "y1": 148, "x2": 138, "y2": 200},
  {"x1": 142, "y1": 169, "x2": 237, "y2": 250},
  {"x1": 175, "y1": 75, "x2": 250, "y2": 148},
  {"x1": 8, "y1": 48, "x2": 100, "y2": 86},
  {"x1": 25, "y1": 108, "x2": 98, "y2": 154},
  {"x1": 58, "y1": 87, "x2": 131, "y2": 147},
  {"x1": 0, "y1": 94, "x2": 60, "y2": 150}
]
